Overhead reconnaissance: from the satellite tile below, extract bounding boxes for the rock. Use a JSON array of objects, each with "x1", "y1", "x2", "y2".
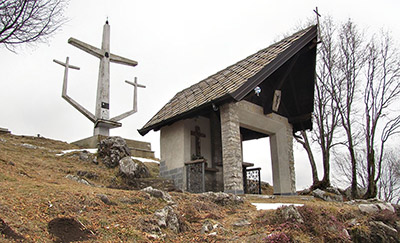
[
  {"x1": 298, "y1": 188, "x2": 311, "y2": 195},
  {"x1": 119, "y1": 157, "x2": 150, "y2": 179},
  {"x1": 280, "y1": 205, "x2": 304, "y2": 223},
  {"x1": 154, "y1": 206, "x2": 181, "y2": 233},
  {"x1": 96, "y1": 194, "x2": 117, "y2": 206},
  {"x1": 369, "y1": 221, "x2": 399, "y2": 243},
  {"x1": 376, "y1": 203, "x2": 395, "y2": 213},
  {"x1": 344, "y1": 186, "x2": 367, "y2": 199},
  {"x1": 232, "y1": 219, "x2": 251, "y2": 227},
  {"x1": 312, "y1": 188, "x2": 343, "y2": 202},
  {"x1": 325, "y1": 187, "x2": 341, "y2": 195},
  {"x1": 65, "y1": 174, "x2": 91, "y2": 186},
  {"x1": 0, "y1": 138, "x2": 6, "y2": 143},
  {"x1": 141, "y1": 186, "x2": 174, "y2": 204},
  {"x1": 199, "y1": 192, "x2": 244, "y2": 206},
  {"x1": 358, "y1": 203, "x2": 395, "y2": 214},
  {"x1": 78, "y1": 151, "x2": 91, "y2": 162},
  {"x1": 97, "y1": 136, "x2": 131, "y2": 168},
  {"x1": 358, "y1": 204, "x2": 380, "y2": 214}
]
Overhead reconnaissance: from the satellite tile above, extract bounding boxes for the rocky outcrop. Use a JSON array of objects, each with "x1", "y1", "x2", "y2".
[
  {"x1": 119, "y1": 157, "x2": 149, "y2": 179},
  {"x1": 97, "y1": 137, "x2": 131, "y2": 168},
  {"x1": 312, "y1": 188, "x2": 343, "y2": 202}
]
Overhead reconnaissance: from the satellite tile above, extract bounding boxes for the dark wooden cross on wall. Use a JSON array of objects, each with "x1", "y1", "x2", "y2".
[{"x1": 191, "y1": 126, "x2": 206, "y2": 157}]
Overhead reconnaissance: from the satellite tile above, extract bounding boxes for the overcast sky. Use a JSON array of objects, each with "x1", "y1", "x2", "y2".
[{"x1": 1, "y1": 0, "x2": 399, "y2": 190}]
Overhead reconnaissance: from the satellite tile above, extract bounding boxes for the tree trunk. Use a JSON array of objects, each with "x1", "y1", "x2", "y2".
[
  {"x1": 364, "y1": 149, "x2": 377, "y2": 198},
  {"x1": 299, "y1": 131, "x2": 320, "y2": 186},
  {"x1": 320, "y1": 150, "x2": 331, "y2": 189}
]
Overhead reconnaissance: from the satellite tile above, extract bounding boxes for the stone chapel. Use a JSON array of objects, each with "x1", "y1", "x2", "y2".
[{"x1": 139, "y1": 25, "x2": 317, "y2": 195}]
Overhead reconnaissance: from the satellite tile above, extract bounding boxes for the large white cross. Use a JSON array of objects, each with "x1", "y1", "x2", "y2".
[{"x1": 54, "y1": 21, "x2": 144, "y2": 136}]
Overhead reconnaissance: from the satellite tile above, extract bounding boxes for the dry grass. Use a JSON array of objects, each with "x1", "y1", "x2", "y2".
[{"x1": 0, "y1": 133, "x2": 396, "y2": 242}]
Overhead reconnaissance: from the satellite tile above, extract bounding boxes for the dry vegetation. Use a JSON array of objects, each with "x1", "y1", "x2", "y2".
[{"x1": 0, "y1": 133, "x2": 398, "y2": 242}]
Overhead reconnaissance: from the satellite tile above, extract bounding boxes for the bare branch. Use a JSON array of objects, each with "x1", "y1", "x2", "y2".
[{"x1": 0, "y1": 0, "x2": 68, "y2": 51}]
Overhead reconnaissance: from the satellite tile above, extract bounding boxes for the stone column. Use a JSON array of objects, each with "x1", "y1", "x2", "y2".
[
  {"x1": 220, "y1": 102, "x2": 244, "y2": 194},
  {"x1": 269, "y1": 123, "x2": 296, "y2": 195}
]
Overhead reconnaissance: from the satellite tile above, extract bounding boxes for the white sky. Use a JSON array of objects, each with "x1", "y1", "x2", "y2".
[{"x1": 1, "y1": 0, "x2": 399, "y2": 190}]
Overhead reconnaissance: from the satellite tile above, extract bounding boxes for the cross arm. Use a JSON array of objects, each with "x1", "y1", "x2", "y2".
[
  {"x1": 110, "y1": 53, "x2": 138, "y2": 67},
  {"x1": 53, "y1": 57, "x2": 96, "y2": 123},
  {"x1": 110, "y1": 77, "x2": 145, "y2": 122},
  {"x1": 68, "y1": 37, "x2": 103, "y2": 59}
]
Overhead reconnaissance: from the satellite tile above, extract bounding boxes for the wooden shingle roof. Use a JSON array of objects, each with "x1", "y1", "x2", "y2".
[{"x1": 139, "y1": 25, "x2": 317, "y2": 135}]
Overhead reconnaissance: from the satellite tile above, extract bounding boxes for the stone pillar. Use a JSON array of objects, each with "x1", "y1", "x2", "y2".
[
  {"x1": 269, "y1": 123, "x2": 296, "y2": 195},
  {"x1": 210, "y1": 111, "x2": 224, "y2": 191},
  {"x1": 220, "y1": 102, "x2": 244, "y2": 194}
]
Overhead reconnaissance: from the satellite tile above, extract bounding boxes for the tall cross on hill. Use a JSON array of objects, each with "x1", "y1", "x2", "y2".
[{"x1": 54, "y1": 21, "x2": 145, "y2": 136}]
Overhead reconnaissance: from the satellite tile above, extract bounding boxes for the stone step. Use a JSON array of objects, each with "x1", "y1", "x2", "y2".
[
  {"x1": 72, "y1": 135, "x2": 156, "y2": 159},
  {"x1": 129, "y1": 147, "x2": 155, "y2": 159},
  {"x1": 0, "y1": 127, "x2": 10, "y2": 134}
]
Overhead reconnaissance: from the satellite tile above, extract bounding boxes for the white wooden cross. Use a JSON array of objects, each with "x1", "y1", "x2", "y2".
[{"x1": 54, "y1": 21, "x2": 145, "y2": 136}]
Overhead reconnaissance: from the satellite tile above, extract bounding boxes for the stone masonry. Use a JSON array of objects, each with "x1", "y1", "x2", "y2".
[
  {"x1": 286, "y1": 124, "x2": 296, "y2": 193},
  {"x1": 159, "y1": 161, "x2": 184, "y2": 189},
  {"x1": 220, "y1": 102, "x2": 244, "y2": 194}
]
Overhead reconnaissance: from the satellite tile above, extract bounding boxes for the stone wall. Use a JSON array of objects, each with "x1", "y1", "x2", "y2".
[{"x1": 159, "y1": 161, "x2": 184, "y2": 190}]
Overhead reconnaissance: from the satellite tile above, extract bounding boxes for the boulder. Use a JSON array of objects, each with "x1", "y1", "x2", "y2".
[
  {"x1": 199, "y1": 192, "x2": 244, "y2": 206},
  {"x1": 154, "y1": 206, "x2": 181, "y2": 233},
  {"x1": 97, "y1": 137, "x2": 131, "y2": 168},
  {"x1": 312, "y1": 189, "x2": 343, "y2": 202},
  {"x1": 119, "y1": 157, "x2": 150, "y2": 179}
]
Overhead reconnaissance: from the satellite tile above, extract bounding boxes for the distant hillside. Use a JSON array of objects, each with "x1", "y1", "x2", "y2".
[{"x1": 1, "y1": 133, "x2": 399, "y2": 242}]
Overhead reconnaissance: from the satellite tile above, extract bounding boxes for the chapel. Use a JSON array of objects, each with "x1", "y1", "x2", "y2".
[{"x1": 139, "y1": 25, "x2": 317, "y2": 195}]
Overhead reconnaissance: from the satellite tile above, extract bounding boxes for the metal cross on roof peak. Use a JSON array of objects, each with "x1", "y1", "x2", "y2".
[{"x1": 54, "y1": 21, "x2": 145, "y2": 136}]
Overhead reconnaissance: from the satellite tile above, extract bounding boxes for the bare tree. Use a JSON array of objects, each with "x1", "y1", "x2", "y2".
[
  {"x1": 363, "y1": 32, "x2": 400, "y2": 198},
  {"x1": 331, "y1": 20, "x2": 365, "y2": 198},
  {"x1": 378, "y1": 150, "x2": 400, "y2": 203},
  {"x1": 0, "y1": 0, "x2": 67, "y2": 51},
  {"x1": 295, "y1": 16, "x2": 341, "y2": 190}
]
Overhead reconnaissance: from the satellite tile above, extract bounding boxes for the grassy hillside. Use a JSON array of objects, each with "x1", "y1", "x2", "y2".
[{"x1": 0, "y1": 133, "x2": 399, "y2": 242}]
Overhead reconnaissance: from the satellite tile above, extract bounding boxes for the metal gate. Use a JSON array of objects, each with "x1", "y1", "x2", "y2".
[
  {"x1": 244, "y1": 167, "x2": 261, "y2": 194},
  {"x1": 185, "y1": 160, "x2": 205, "y2": 193}
]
